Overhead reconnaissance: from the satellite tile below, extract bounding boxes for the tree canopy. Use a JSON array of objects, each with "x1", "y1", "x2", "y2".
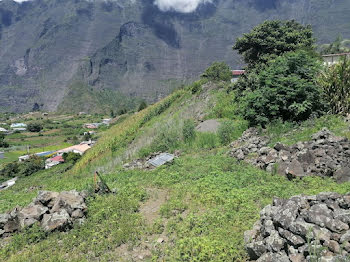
[
  {"x1": 233, "y1": 20, "x2": 315, "y2": 67},
  {"x1": 239, "y1": 50, "x2": 326, "y2": 126},
  {"x1": 201, "y1": 62, "x2": 232, "y2": 82}
]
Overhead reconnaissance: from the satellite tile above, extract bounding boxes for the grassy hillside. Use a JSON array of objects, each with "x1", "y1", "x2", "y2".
[{"x1": 1, "y1": 82, "x2": 350, "y2": 261}]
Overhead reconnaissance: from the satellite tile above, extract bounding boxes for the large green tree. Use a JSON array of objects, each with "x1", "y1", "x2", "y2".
[
  {"x1": 239, "y1": 50, "x2": 326, "y2": 126},
  {"x1": 233, "y1": 20, "x2": 315, "y2": 67}
]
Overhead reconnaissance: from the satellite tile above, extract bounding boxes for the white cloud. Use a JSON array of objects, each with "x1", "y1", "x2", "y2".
[{"x1": 154, "y1": 0, "x2": 213, "y2": 13}]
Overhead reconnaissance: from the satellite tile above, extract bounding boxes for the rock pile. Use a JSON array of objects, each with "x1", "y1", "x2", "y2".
[
  {"x1": 230, "y1": 128, "x2": 350, "y2": 183},
  {"x1": 245, "y1": 192, "x2": 350, "y2": 262},
  {"x1": 0, "y1": 190, "x2": 87, "y2": 237}
]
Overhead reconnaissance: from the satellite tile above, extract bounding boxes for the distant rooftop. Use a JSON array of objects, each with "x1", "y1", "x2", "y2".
[
  {"x1": 232, "y1": 70, "x2": 245, "y2": 76},
  {"x1": 322, "y1": 52, "x2": 350, "y2": 57}
]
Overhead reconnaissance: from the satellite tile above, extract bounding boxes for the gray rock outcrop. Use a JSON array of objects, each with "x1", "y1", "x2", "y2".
[
  {"x1": 230, "y1": 128, "x2": 350, "y2": 183},
  {"x1": 0, "y1": 190, "x2": 87, "y2": 237},
  {"x1": 245, "y1": 192, "x2": 350, "y2": 261}
]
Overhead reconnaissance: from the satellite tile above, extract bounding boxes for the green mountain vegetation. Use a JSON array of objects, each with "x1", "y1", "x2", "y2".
[
  {"x1": 0, "y1": 0, "x2": 350, "y2": 113},
  {"x1": 1, "y1": 84, "x2": 350, "y2": 261},
  {"x1": 1, "y1": 17, "x2": 350, "y2": 261}
]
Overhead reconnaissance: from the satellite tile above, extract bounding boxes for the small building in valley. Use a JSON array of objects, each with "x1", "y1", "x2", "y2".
[
  {"x1": 0, "y1": 127, "x2": 8, "y2": 133},
  {"x1": 45, "y1": 155, "x2": 65, "y2": 169},
  {"x1": 231, "y1": 70, "x2": 245, "y2": 83},
  {"x1": 83, "y1": 123, "x2": 101, "y2": 129},
  {"x1": 18, "y1": 151, "x2": 56, "y2": 162},
  {"x1": 0, "y1": 152, "x2": 4, "y2": 159},
  {"x1": 102, "y1": 119, "x2": 111, "y2": 125},
  {"x1": 322, "y1": 52, "x2": 350, "y2": 66},
  {"x1": 10, "y1": 123, "x2": 27, "y2": 129},
  {"x1": 57, "y1": 144, "x2": 91, "y2": 155}
]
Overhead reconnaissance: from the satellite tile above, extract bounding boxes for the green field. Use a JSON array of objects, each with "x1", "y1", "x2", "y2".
[{"x1": 0, "y1": 113, "x2": 111, "y2": 167}]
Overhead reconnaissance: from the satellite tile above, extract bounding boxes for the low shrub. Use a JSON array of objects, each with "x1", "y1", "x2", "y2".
[
  {"x1": 195, "y1": 132, "x2": 219, "y2": 149},
  {"x1": 318, "y1": 57, "x2": 350, "y2": 115},
  {"x1": 218, "y1": 120, "x2": 235, "y2": 145},
  {"x1": 183, "y1": 119, "x2": 196, "y2": 144},
  {"x1": 27, "y1": 122, "x2": 43, "y2": 132}
]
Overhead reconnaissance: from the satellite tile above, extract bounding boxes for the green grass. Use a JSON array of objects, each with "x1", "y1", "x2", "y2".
[
  {"x1": 2, "y1": 83, "x2": 350, "y2": 261},
  {"x1": 1, "y1": 152, "x2": 349, "y2": 261}
]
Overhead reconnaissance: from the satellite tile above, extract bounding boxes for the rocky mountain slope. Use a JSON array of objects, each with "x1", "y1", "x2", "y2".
[{"x1": 1, "y1": 0, "x2": 350, "y2": 113}]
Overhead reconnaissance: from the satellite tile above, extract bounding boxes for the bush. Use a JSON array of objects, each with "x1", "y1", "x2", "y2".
[
  {"x1": 62, "y1": 152, "x2": 81, "y2": 163},
  {"x1": 190, "y1": 82, "x2": 202, "y2": 94},
  {"x1": 183, "y1": 119, "x2": 196, "y2": 144},
  {"x1": 195, "y1": 132, "x2": 219, "y2": 149},
  {"x1": 201, "y1": 62, "x2": 232, "y2": 82},
  {"x1": 0, "y1": 162, "x2": 19, "y2": 180},
  {"x1": 138, "y1": 101, "x2": 148, "y2": 112},
  {"x1": 19, "y1": 156, "x2": 45, "y2": 177},
  {"x1": 27, "y1": 122, "x2": 43, "y2": 132},
  {"x1": 239, "y1": 50, "x2": 326, "y2": 126},
  {"x1": 0, "y1": 133, "x2": 9, "y2": 148},
  {"x1": 118, "y1": 108, "x2": 128, "y2": 115},
  {"x1": 318, "y1": 57, "x2": 350, "y2": 115},
  {"x1": 218, "y1": 120, "x2": 235, "y2": 145}
]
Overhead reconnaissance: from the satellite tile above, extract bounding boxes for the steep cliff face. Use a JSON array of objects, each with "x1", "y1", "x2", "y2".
[{"x1": 0, "y1": 0, "x2": 350, "y2": 113}]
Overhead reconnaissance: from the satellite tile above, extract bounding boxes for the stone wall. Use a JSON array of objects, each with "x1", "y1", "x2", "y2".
[
  {"x1": 230, "y1": 128, "x2": 350, "y2": 183},
  {"x1": 245, "y1": 192, "x2": 350, "y2": 262},
  {"x1": 0, "y1": 190, "x2": 87, "y2": 237}
]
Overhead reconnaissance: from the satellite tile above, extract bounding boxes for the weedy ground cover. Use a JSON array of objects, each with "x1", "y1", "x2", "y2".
[{"x1": 1, "y1": 84, "x2": 350, "y2": 261}]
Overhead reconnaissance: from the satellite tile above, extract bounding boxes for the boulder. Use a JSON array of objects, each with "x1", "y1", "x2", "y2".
[
  {"x1": 285, "y1": 160, "x2": 305, "y2": 179},
  {"x1": 3, "y1": 218, "x2": 20, "y2": 233},
  {"x1": 51, "y1": 190, "x2": 87, "y2": 215},
  {"x1": 34, "y1": 191, "x2": 59, "y2": 208},
  {"x1": 0, "y1": 213, "x2": 9, "y2": 226},
  {"x1": 41, "y1": 209, "x2": 71, "y2": 232},
  {"x1": 17, "y1": 203, "x2": 48, "y2": 228},
  {"x1": 334, "y1": 167, "x2": 350, "y2": 183}
]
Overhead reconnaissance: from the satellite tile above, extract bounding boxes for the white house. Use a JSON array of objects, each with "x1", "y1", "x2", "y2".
[
  {"x1": 45, "y1": 155, "x2": 65, "y2": 169},
  {"x1": 322, "y1": 52, "x2": 350, "y2": 66},
  {"x1": 0, "y1": 127, "x2": 8, "y2": 133},
  {"x1": 102, "y1": 118, "x2": 111, "y2": 125},
  {"x1": 57, "y1": 144, "x2": 91, "y2": 155},
  {"x1": 0, "y1": 152, "x2": 4, "y2": 159},
  {"x1": 231, "y1": 70, "x2": 245, "y2": 83},
  {"x1": 10, "y1": 123, "x2": 27, "y2": 129}
]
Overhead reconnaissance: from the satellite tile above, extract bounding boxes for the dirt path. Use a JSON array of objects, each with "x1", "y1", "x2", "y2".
[
  {"x1": 140, "y1": 188, "x2": 168, "y2": 225},
  {"x1": 114, "y1": 188, "x2": 169, "y2": 261}
]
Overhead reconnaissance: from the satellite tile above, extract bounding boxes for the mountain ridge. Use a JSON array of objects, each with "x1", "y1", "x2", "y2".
[{"x1": 0, "y1": 0, "x2": 350, "y2": 113}]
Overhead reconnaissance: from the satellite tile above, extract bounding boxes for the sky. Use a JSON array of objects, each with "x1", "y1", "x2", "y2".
[{"x1": 3, "y1": 0, "x2": 212, "y2": 13}]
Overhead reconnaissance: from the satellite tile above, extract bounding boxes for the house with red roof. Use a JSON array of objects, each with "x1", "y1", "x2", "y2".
[
  {"x1": 231, "y1": 70, "x2": 245, "y2": 83},
  {"x1": 45, "y1": 155, "x2": 65, "y2": 169}
]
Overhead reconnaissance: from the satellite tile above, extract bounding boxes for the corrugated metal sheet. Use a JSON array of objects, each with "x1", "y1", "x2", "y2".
[{"x1": 148, "y1": 153, "x2": 175, "y2": 167}]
